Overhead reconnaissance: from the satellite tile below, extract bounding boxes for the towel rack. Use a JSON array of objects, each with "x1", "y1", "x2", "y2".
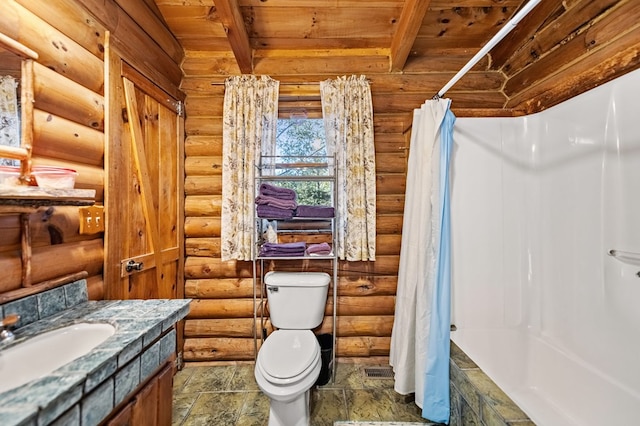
[{"x1": 608, "y1": 249, "x2": 640, "y2": 266}]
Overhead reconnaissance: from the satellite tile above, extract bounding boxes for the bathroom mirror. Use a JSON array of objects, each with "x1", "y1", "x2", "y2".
[
  {"x1": 0, "y1": 44, "x2": 22, "y2": 166},
  {"x1": 0, "y1": 32, "x2": 37, "y2": 178}
]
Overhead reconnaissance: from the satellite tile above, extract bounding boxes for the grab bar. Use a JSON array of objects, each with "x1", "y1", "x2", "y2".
[{"x1": 608, "y1": 249, "x2": 640, "y2": 266}]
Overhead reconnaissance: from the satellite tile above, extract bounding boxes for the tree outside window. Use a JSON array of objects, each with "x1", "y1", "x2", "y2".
[{"x1": 272, "y1": 118, "x2": 332, "y2": 206}]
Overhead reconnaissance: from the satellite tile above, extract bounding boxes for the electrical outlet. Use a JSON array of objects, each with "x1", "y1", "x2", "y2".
[{"x1": 79, "y1": 205, "x2": 105, "y2": 234}]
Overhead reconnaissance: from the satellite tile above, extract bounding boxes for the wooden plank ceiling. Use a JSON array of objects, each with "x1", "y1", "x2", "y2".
[{"x1": 152, "y1": 0, "x2": 640, "y2": 115}]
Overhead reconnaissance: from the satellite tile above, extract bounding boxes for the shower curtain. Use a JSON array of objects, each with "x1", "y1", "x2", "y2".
[{"x1": 390, "y1": 98, "x2": 455, "y2": 424}]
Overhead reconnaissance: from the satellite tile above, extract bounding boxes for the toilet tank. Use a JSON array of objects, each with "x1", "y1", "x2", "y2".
[{"x1": 264, "y1": 271, "x2": 330, "y2": 329}]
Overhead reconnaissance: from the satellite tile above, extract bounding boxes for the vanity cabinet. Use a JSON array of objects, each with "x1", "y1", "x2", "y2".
[
  {"x1": 0, "y1": 283, "x2": 190, "y2": 426},
  {"x1": 104, "y1": 362, "x2": 173, "y2": 426}
]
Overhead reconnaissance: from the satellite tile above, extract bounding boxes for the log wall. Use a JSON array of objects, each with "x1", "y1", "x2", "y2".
[
  {"x1": 0, "y1": 0, "x2": 182, "y2": 301},
  {"x1": 182, "y1": 73, "x2": 410, "y2": 360},
  {"x1": 179, "y1": 0, "x2": 640, "y2": 362},
  {"x1": 1, "y1": 0, "x2": 638, "y2": 364},
  {"x1": 493, "y1": 0, "x2": 640, "y2": 113}
]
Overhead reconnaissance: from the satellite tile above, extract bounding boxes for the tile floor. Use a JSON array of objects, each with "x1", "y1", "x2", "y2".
[{"x1": 172, "y1": 362, "x2": 441, "y2": 425}]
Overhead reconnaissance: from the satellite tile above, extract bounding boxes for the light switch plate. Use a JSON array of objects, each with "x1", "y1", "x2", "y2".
[{"x1": 79, "y1": 205, "x2": 104, "y2": 234}]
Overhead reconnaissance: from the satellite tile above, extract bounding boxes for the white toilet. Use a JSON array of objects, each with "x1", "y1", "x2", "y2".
[{"x1": 254, "y1": 271, "x2": 330, "y2": 426}]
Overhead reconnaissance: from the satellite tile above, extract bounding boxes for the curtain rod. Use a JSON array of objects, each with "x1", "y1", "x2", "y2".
[
  {"x1": 436, "y1": 0, "x2": 542, "y2": 98},
  {"x1": 210, "y1": 78, "x2": 371, "y2": 86},
  {"x1": 210, "y1": 81, "x2": 322, "y2": 86}
]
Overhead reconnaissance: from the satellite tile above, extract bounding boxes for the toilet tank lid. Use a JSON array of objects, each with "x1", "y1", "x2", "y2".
[{"x1": 264, "y1": 271, "x2": 330, "y2": 287}]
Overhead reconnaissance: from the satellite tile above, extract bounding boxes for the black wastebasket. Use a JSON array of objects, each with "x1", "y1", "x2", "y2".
[{"x1": 314, "y1": 333, "x2": 333, "y2": 386}]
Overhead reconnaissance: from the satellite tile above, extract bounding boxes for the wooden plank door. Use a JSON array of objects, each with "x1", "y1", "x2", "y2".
[{"x1": 104, "y1": 43, "x2": 184, "y2": 301}]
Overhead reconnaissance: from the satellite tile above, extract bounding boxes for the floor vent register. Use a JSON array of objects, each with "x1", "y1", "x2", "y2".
[{"x1": 363, "y1": 366, "x2": 394, "y2": 379}]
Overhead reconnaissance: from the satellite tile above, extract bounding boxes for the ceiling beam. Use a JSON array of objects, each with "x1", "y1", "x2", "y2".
[
  {"x1": 213, "y1": 0, "x2": 253, "y2": 74},
  {"x1": 389, "y1": 0, "x2": 432, "y2": 72}
]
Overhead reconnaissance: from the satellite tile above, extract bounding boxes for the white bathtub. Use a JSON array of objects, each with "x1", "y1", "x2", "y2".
[
  {"x1": 450, "y1": 68, "x2": 640, "y2": 425},
  {"x1": 452, "y1": 328, "x2": 640, "y2": 425}
]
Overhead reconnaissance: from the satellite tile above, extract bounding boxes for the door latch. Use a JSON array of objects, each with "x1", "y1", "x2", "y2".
[{"x1": 125, "y1": 260, "x2": 144, "y2": 272}]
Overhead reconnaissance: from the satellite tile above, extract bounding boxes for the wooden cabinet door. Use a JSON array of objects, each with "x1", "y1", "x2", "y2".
[
  {"x1": 156, "y1": 363, "x2": 174, "y2": 425},
  {"x1": 104, "y1": 44, "x2": 185, "y2": 300},
  {"x1": 131, "y1": 374, "x2": 158, "y2": 426},
  {"x1": 103, "y1": 362, "x2": 173, "y2": 426},
  {"x1": 105, "y1": 401, "x2": 133, "y2": 426}
]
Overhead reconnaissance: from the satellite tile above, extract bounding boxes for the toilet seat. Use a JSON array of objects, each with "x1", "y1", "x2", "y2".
[{"x1": 257, "y1": 330, "x2": 320, "y2": 385}]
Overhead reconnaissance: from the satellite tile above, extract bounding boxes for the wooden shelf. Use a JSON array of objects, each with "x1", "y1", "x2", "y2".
[
  {"x1": 253, "y1": 155, "x2": 338, "y2": 383},
  {"x1": 0, "y1": 186, "x2": 96, "y2": 287},
  {"x1": 0, "y1": 186, "x2": 95, "y2": 211}
]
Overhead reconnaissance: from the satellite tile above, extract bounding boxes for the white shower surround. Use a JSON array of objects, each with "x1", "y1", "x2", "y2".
[{"x1": 450, "y1": 68, "x2": 640, "y2": 425}]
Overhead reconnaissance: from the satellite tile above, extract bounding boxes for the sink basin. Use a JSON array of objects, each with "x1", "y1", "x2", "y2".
[{"x1": 0, "y1": 322, "x2": 115, "y2": 394}]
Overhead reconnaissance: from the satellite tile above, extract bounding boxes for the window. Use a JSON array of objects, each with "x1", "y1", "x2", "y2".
[
  {"x1": 276, "y1": 117, "x2": 326, "y2": 158},
  {"x1": 271, "y1": 117, "x2": 331, "y2": 206}
]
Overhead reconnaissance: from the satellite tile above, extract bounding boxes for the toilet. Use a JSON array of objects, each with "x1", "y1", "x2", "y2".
[{"x1": 254, "y1": 271, "x2": 331, "y2": 426}]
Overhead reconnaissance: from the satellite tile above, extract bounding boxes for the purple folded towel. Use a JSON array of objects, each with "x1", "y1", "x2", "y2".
[
  {"x1": 255, "y1": 194, "x2": 298, "y2": 210},
  {"x1": 257, "y1": 204, "x2": 294, "y2": 220},
  {"x1": 261, "y1": 242, "x2": 306, "y2": 252},
  {"x1": 295, "y1": 205, "x2": 335, "y2": 218},
  {"x1": 306, "y1": 242, "x2": 332, "y2": 256},
  {"x1": 259, "y1": 183, "x2": 297, "y2": 200},
  {"x1": 260, "y1": 242, "x2": 306, "y2": 257}
]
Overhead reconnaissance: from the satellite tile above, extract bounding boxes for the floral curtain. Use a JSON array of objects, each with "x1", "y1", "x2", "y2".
[
  {"x1": 0, "y1": 76, "x2": 20, "y2": 166},
  {"x1": 320, "y1": 75, "x2": 376, "y2": 261},
  {"x1": 221, "y1": 75, "x2": 279, "y2": 261}
]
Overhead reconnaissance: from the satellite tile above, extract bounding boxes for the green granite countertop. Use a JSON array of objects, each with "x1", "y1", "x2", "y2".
[{"x1": 0, "y1": 299, "x2": 190, "y2": 426}]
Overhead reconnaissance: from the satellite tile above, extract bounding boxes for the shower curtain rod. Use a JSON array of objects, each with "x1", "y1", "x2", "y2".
[{"x1": 436, "y1": 0, "x2": 543, "y2": 98}]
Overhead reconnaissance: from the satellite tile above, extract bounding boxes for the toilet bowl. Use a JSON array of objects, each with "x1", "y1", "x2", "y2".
[{"x1": 254, "y1": 329, "x2": 322, "y2": 426}]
